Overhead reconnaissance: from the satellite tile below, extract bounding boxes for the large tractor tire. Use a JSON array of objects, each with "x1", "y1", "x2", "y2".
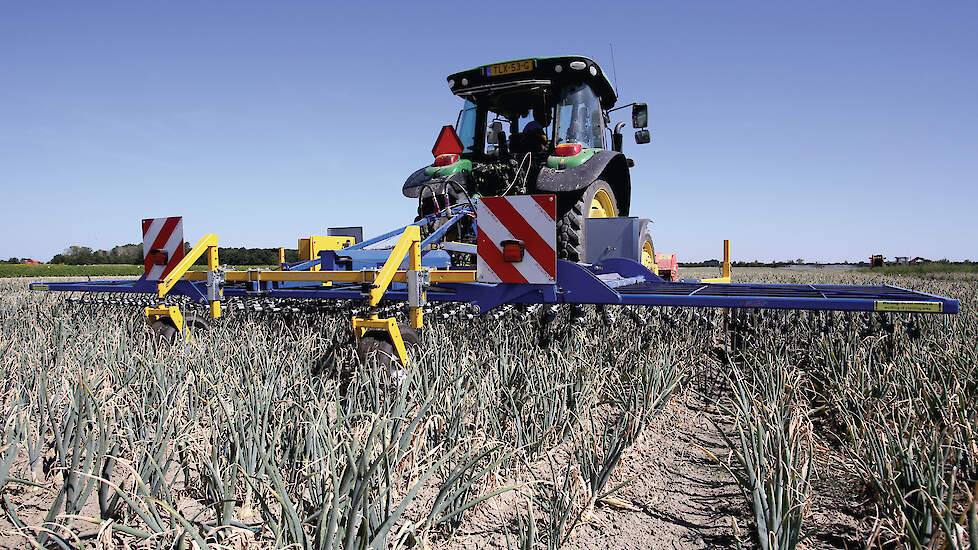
[
  {"x1": 639, "y1": 228, "x2": 657, "y2": 274},
  {"x1": 556, "y1": 179, "x2": 618, "y2": 262}
]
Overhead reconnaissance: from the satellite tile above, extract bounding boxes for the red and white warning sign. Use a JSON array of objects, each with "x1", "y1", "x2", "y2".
[
  {"x1": 142, "y1": 217, "x2": 185, "y2": 280},
  {"x1": 477, "y1": 195, "x2": 557, "y2": 284}
]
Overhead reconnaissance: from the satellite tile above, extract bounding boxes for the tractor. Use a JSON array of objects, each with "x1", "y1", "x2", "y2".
[
  {"x1": 28, "y1": 55, "x2": 961, "y2": 365},
  {"x1": 402, "y1": 56, "x2": 655, "y2": 270}
]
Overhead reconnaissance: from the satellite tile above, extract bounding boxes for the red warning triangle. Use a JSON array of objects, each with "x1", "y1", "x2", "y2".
[{"x1": 432, "y1": 125, "x2": 464, "y2": 157}]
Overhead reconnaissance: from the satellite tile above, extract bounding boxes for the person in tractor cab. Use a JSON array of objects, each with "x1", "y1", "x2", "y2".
[{"x1": 514, "y1": 107, "x2": 551, "y2": 156}]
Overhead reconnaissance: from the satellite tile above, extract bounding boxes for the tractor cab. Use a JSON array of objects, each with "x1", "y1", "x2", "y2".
[
  {"x1": 403, "y1": 56, "x2": 652, "y2": 264},
  {"x1": 449, "y1": 57, "x2": 619, "y2": 162}
]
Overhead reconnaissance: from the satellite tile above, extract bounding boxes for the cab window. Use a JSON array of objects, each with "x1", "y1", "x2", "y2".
[
  {"x1": 456, "y1": 100, "x2": 477, "y2": 153},
  {"x1": 555, "y1": 84, "x2": 604, "y2": 149}
]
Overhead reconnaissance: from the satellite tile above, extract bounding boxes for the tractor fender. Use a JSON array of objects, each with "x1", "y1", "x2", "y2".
[
  {"x1": 403, "y1": 168, "x2": 469, "y2": 199},
  {"x1": 534, "y1": 150, "x2": 632, "y2": 216},
  {"x1": 402, "y1": 167, "x2": 431, "y2": 198}
]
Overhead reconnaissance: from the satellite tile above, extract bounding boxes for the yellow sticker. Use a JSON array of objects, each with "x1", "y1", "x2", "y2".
[
  {"x1": 874, "y1": 300, "x2": 942, "y2": 313},
  {"x1": 32, "y1": 284, "x2": 49, "y2": 291}
]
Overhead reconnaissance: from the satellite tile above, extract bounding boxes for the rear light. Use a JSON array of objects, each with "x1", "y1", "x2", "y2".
[
  {"x1": 501, "y1": 240, "x2": 525, "y2": 263},
  {"x1": 148, "y1": 249, "x2": 169, "y2": 266},
  {"x1": 554, "y1": 143, "x2": 582, "y2": 157},
  {"x1": 433, "y1": 153, "x2": 459, "y2": 167}
]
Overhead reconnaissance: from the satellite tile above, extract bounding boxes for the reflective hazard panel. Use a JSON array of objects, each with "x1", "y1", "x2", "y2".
[
  {"x1": 141, "y1": 217, "x2": 185, "y2": 281},
  {"x1": 477, "y1": 195, "x2": 557, "y2": 284}
]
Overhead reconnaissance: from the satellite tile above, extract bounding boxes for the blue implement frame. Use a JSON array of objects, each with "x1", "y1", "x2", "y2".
[{"x1": 28, "y1": 204, "x2": 960, "y2": 316}]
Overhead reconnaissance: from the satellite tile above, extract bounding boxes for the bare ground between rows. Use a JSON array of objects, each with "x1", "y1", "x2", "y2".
[{"x1": 444, "y1": 391, "x2": 751, "y2": 550}]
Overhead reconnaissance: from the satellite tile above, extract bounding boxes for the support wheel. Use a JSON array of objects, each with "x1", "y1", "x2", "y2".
[
  {"x1": 556, "y1": 179, "x2": 618, "y2": 262},
  {"x1": 150, "y1": 313, "x2": 210, "y2": 346},
  {"x1": 355, "y1": 323, "x2": 422, "y2": 380}
]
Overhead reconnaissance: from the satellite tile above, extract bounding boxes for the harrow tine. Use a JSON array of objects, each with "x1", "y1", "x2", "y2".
[{"x1": 903, "y1": 315, "x2": 921, "y2": 339}]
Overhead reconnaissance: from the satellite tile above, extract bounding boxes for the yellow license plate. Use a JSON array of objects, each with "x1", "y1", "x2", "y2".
[
  {"x1": 487, "y1": 59, "x2": 534, "y2": 77},
  {"x1": 874, "y1": 300, "x2": 943, "y2": 313}
]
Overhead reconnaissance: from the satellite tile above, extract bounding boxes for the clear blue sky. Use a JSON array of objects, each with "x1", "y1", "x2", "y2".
[{"x1": 2, "y1": 2, "x2": 975, "y2": 263}]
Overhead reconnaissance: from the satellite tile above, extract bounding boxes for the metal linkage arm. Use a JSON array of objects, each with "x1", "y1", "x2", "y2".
[
  {"x1": 158, "y1": 234, "x2": 220, "y2": 306},
  {"x1": 368, "y1": 225, "x2": 421, "y2": 307}
]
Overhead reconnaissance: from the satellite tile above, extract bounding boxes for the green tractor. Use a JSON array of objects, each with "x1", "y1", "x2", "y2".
[{"x1": 402, "y1": 56, "x2": 654, "y2": 269}]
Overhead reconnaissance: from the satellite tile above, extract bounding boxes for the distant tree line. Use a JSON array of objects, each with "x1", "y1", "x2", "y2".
[
  {"x1": 189, "y1": 247, "x2": 300, "y2": 266},
  {"x1": 680, "y1": 259, "x2": 795, "y2": 268},
  {"x1": 50, "y1": 244, "x2": 299, "y2": 265},
  {"x1": 50, "y1": 244, "x2": 143, "y2": 265},
  {"x1": 679, "y1": 259, "x2": 870, "y2": 267}
]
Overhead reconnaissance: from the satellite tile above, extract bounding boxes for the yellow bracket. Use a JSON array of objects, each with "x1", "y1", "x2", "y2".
[
  {"x1": 350, "y1": 226, "x2": 422, "y2": 366},
  {"x1": 702, "y1": 239, "x2": 732, "y2": 284},
  {"x1": 352, "y1": 315, "x2": 408, "y2": 366},
  {"x1": 369, "y1": 225, "x2": 420, "y2": 307},
  {"x1": 157, "y1": 233, "x2": 222, "y2": 319},
  {"x1": 144, "y1": 304, "x2": 194, "y2": 342},
  {"x1": 146, "y1": 305, "x2": 184, "y2": 331},
  {"x1": 145, "y1": 304, "x2": 202, "y2": 343}
]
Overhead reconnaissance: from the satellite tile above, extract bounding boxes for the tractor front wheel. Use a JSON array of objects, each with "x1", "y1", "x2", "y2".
[{"x1": 556, "y1": 179, "x2": 618, "y2": 262}]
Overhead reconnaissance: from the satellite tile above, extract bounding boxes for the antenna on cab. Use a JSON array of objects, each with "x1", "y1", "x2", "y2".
[{"x1": 609, "y1": 42, "x2": 620, "y2": 97}]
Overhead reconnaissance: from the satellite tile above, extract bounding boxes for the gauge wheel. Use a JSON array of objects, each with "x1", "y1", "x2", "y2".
[
  {"x1": 356, "y1": 323, "x2": 422, "y2": 376},
  {"x1": 556, "y1": 179, "x2": 618, "y2": 262},
  {"x1": 150, "y1": 312, "x2": 209, "y2": 345}
]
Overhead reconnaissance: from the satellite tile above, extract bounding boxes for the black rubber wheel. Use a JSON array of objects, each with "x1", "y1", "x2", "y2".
[
  {"x1": 150, "y1": 319, "x2": 178, "y2": 345},
  {"x1": 355, "y1": 323, "x2": 422, "y2": 373},
  {"x1": 556, "y1": 179, "x2": 618, "y2": 262},
  {"x1": 149, "y1": 312, "x2": 210, "y2": 346},
  {"x1": 638, "y1": 228, "x2": 656, "y2": 275}
]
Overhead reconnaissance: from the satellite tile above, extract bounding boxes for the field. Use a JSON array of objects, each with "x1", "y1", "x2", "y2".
[
  {"x1": 0, "y1": 268, "x2": 974, "y2": 549},
  {"x1": 0, "y1": 265, "x2": 147, "y2": 278},
  {"x1": 0, "y1": 265, "x2": 278, "y2": 278}
]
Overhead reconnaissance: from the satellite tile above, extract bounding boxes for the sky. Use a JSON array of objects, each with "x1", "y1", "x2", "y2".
[{"x1": 1, "y1": 2, "x2": 975, "y2": 263}]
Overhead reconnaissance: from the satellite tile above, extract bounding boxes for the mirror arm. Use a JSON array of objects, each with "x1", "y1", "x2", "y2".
[{"x1": 608, "y1": 102, "x2": 636, "y2": 113}]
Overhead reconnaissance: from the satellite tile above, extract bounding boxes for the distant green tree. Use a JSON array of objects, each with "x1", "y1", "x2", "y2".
[{"x1": 51, "y1": 242, "x2": 299, "y2": 266}]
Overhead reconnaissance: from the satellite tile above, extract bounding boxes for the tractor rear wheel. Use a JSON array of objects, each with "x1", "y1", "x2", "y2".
[
  {"x1": 639, "y1": 229, "x2": 657, "y2": 274},
  {"x1": 556, "y1": 179, "x2": 618, "y2": 262}
]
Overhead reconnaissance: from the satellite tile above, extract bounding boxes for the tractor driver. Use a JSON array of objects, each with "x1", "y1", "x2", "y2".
[{"x1": 518, "y1": 107, "x2": 551, "y2": 154}]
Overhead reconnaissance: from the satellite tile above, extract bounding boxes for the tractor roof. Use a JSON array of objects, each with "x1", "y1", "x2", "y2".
[{"x1": 446, "y1": 56, "x2": 618, "y2": 111}]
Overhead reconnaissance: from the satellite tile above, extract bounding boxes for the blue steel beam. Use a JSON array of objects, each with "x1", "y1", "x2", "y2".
[{"x1": 29, "y1": 260, "x2": 959, "y2": 315}]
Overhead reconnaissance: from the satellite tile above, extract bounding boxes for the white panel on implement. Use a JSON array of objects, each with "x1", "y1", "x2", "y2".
[
  {"x1": 476, "y1": 195, "x2": 557, "y2": 284},
  {"x1": 141, "y1": 217, "x2": 185, "y2": 281}
]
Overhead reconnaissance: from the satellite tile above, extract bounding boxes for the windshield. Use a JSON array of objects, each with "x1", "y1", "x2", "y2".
[
  {"x1": 456, "y1": 99, "x2": 477, "y2": 153},
  {"x1": 555, "y1": 84, "x2": 604, "y2": 149}
]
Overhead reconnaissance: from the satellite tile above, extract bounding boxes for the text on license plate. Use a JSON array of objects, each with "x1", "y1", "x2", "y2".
[{"x1": 487, "y1": 60, "x2": 534, "y2": 77}]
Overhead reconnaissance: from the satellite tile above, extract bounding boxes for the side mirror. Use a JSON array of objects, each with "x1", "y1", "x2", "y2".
[
  {"x1": 632, "y1": 103, "x2": 648, "y2": 129},
  {"x1": 486, "y1": 121, "x2": 504, "y2": 145},
  {"x1": 635, "y1": 129, "x2": 651, "y2": 144}
]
